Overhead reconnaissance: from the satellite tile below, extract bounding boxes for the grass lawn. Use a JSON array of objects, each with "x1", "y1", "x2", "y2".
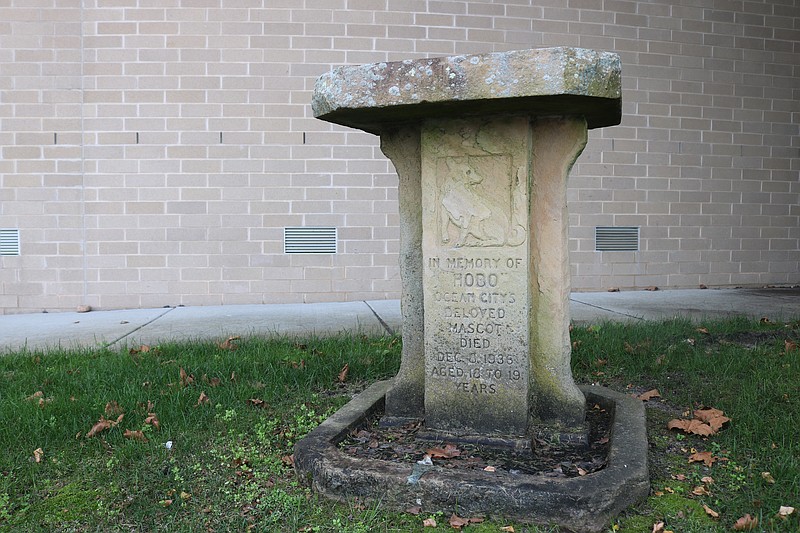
[{"x1": 0, "y1": 317, "x2": 798, "y2": 532}]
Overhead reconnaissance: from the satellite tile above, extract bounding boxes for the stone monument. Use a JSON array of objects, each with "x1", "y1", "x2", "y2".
[{"x1": 295, "y1": 48, "x2": 648, "y2": 532}]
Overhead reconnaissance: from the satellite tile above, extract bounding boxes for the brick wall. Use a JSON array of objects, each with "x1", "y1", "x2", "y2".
[{"x1": 0, "y1": 1, "x2": 798, "y2": 313}]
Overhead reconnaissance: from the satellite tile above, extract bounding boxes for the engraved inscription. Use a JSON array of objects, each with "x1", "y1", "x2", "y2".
[{"x1": 422, "y1": 117, "x2": 531, "y2": 433}]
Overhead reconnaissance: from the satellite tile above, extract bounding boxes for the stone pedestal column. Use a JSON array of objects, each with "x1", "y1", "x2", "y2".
[{"x1": 312, "y1": 47, "x2": 622, "y2": 436}]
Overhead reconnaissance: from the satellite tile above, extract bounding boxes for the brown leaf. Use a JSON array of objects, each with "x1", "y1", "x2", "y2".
[
  {"x1": 692, "y1": 485, "x2": 711, "y2": 496},
  {"x1": 607, "y1": 287, "x2": 620, "y2": 292},
  {"x1": 644, "y1": 285, "x2": 659, "y2": 291},
  {"x1": 699, "y1": 284, "x2": 708, "y2": 289},
  {"x1": 33, "y1": 448, "x2": 44, "y2": 463},
  {"x1": 785, "y1": 340, "x2": 798, "y2": 353},
  {"x1": 405, "y1": 506, "x2": 422, "y2": 515},
  {"x1": 123, "y1": 429, "x2": 148, "y2": 442},
  {"x1": 696, "y1": 327, "x2": 710, "y2": 335},
  {"x1": 427, "y1": 443, "x2": 461, "y2": 459},
  {"x1": 422, "y1": 517, "x2": 437, "y2": 527},
  {"x1": 483, "y1": 465, "x2": 496, "y2": 472},
  {"x1": 104, "y1": 401, "x2": 124, "y2": 416},
  {"x1": 637, "y1": 389, "x2": 661, "y2": 401},
  {"x1": 218, "y1": 335, "x2": 240, "y2": 350},
  {"x1": 652, "y1": 521, "x2": 665, "y2": 533},
  {"x1": 449, "y1": 514, "x2": 469, "y2": 529},
  {"x1": 733, "y1": 514, "x2": 758, "y2": 530},
  {"x1": 281, "y1": 454, "x2": 295, "y2": 467},
  {"x1": 500, "y1": 527, "x2": 515, "y2": 533},
  {"x1": 667, "y1": 418, "x2": 715, "y2": 436},
  {"x1": 144, "y1": 412, "x2": 160, "y2": 429},
  {"x1": 701, "y1": 476, "x2": 714, "y2": 484},
  {"x1": 337, "y1": 363, "x2": 349, "y2": 383},
  {"x1": 86, "y1": 415, "x2": 113, "y2": 438},
  {"x1": 778, "y1": 506, "x2": 795, "y2": 517},
  {"x1": 26, "y1": 391, "x2": 44, "y2": 401},
  {"x1": 247, "y1": 398, "x2": 267, "y2": 409},
  {"x1": 179, "y1": 367, "x2": 194, "y2": 387},
  {"x1": 761, "y1": 471, "x2": 775, "y2": 484},
  {"x1": 688, "y1": 450, "x2": 716, "y2": 467},
  {"x1": 195, "y1": 391, "x2": 210, "y2": 406},
  {"x1": 694, "y1": 408, "x2": 731, "y2": 432},
  {"x1": 703, "y1": 504, "x2": 719, "y2": 519}
]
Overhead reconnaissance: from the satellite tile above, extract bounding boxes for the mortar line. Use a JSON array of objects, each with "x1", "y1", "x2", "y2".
[{"x1": 363, "y1": 301, "x2": 395, "y2": 336}]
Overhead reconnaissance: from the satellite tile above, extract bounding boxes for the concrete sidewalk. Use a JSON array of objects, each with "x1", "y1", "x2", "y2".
[{"x1": 1, "y1": 287, "x2": 798, "y2": 353}]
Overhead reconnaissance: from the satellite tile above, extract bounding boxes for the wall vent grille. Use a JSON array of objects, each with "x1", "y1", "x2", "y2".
[
  {"x1": 284, "y1": 227, "x2": 337, "y2": 254},
  {"x1": 595, "y1": 226, "x2": 639, "y2": 251},
  {"x1": 0, "y1": 229, "x2": 20, "y2": 256}
]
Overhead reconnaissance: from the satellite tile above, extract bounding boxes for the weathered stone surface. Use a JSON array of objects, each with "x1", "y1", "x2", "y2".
[
  {"x1": 312, "y1": 47, "x2": 621, "y2": 134},
  {"x1": 294, "y1": 381, "x2": 649, "y2": 533},
  {"x1": 299, "y1": 47, "x2": 643, "y2": 527},
  {"x1": 421, "y1": 116, "x2": 531, "y2": 435}
]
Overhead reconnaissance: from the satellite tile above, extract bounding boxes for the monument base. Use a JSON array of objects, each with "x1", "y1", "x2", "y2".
[{"x1": 294, "y1": 381, "x2": 649, "y2": 533}]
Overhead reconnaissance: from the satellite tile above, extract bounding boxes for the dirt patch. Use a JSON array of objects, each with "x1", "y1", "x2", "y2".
[{"x1": 339, "y1": 403, "x2": 612, "y2": 478}]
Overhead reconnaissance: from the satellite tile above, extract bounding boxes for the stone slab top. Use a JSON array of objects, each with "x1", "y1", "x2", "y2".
[{"x1": 312, "y1": 47, "x2": 621, "y2": 134}]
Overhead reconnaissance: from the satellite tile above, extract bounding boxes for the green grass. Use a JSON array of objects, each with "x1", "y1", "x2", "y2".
[{"x1": 0, "y1": 317, "x2": 798, "y2": 532}]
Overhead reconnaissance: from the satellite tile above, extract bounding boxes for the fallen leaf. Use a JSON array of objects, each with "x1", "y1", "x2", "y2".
[
  {"x1": 692, "y1": 485, "x2": 710, "y2": 496},
  {"x1": 195, "y1": 391, "x2": 209, "y2": 406},
  {"x1": 703, "y1": 504, "x2": 719, "y2": 519},
  {"x1": 637, "y1": 389, "x2": 661, "y2": 401},
  {"x1": 85, "y1": 414, "x2": 123, "y2": 438},
  {"x1": 645, "y1": 286, "x2": 659, "y2": 291},
  {"x1": 699, "y1": 284, "x2": 708, "y2": 289},
  {"x1": 422, "y1": 517, "x2": 437, "y2": 527},
  {"x1": 673, "y1": 474, "x2": 687, "y2": 481},
  {"x1": 760, "y1": 317, "x2": 771, "y2": 323},
  {"x1": 667, "y1": 418, "x2": 715, "y2": 436},
  {"x1": 144, "y1": 412, "x2": 160, "y2": 429},
  {"x1": 777, "y1": 506, "x2": 795, "y2": 517},
  {"x1": 33, "y1": 448, "x2": 44, "y2": 463},
  {"x1": 701, "y1": 476, "x2": 714, "y2": 484},
  {"x1": 247, "y1": 398, "x2": 267, "y2": 408},
  {"x1": 761, "y1": 471, "x2": 775, "y2": 484},
  {"x1": 405, "y1": 506, "x2": 421, "y2": 515},
  {"x1": 123, "y1": 429, "x2": 148, "y2": 442},
  {"x1": 180, "y1": 491, "x2": 191, "y2": 501},
  {"x1": 484, "y1": 465, "x2": 496, "y2": 472},
  {"x1": 179, "y1": 367, "x2": 194, "y2": 387},
  {"x1": 786, "y1": 340, "x2": 798, "y2": 353},
  {"x1": 733, "y1": 514, "x2": 758, "y2": 530},
  {"x1": 449, "y1": 514, "x2": 469, "y2": 529},
  {"x1": 218, "y1": 335, "x2": 240, "y2": 350},
  {"x1": 337, "y1": 363, "x2": 349, "y2": 383},
  {"x1": 607, "y1": 287, "x2": 620, "y2": 292},
  {"x1": 104, "y1": 401, "x2": 124, "y2": 416},
  {"x1": 160, "y1": 499, "x2": 173, "y2": 507},
  {"x1": 427, "y1": 443, "x2": 461, "y2": 459},
  {"x1": 652, "y1": 522, "x2": 665, "y2": 533},
  {"x1": 26, "y1": 391, "x2": 44, "y2": 401},
  {"x1": 281, "y1": 454, "x2": 295, "y2": 467},
  {"x1": 696, "y1": 327, "x2": 710, "y2": 335},
  {"x1": 500, "y1": 527, "x2": 515, "y2": 533},
  {"x1": 688, "y1": 451, "x2": 716, "y2": 467}
]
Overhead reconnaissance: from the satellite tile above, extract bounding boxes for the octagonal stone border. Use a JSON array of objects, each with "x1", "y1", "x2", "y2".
[{"x1": 294, "y1": 381, "x2": 648, "y2": 533}]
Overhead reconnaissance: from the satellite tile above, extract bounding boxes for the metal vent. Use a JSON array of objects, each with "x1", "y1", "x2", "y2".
[
  {"x1": 284, "y1": 227, "x2": 337, "y2": 254},
  {"x1": 0, "y1": 229, "x2": 20, "y2": 256},
  {"x1": 595, "y1": 226, "x2": 639, "y2": 251}
]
